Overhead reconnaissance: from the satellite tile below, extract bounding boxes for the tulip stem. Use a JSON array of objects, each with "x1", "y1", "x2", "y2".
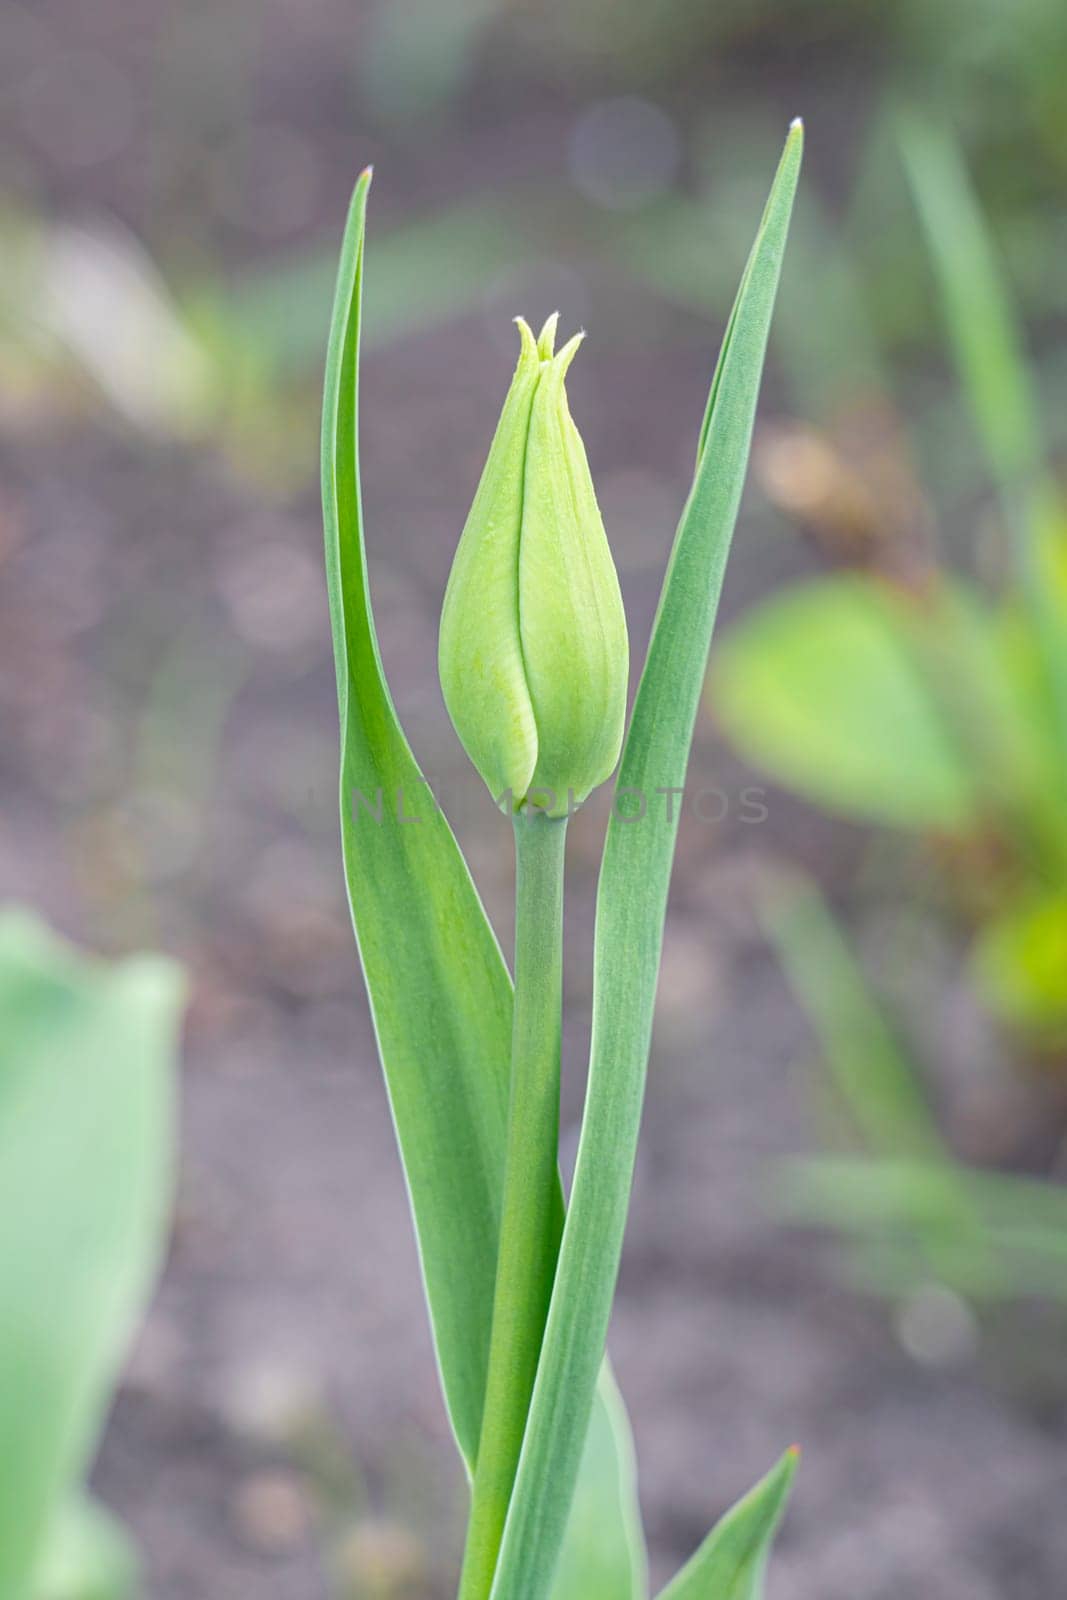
[{"x1": 458, "y1": 809, "x2": 568, "y2": 1600}]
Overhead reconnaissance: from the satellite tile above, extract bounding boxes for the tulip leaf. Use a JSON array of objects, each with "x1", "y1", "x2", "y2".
[
  {"x1": 551, "y1": 1365, "x2": 647, "y2": 1600},
  {"x1": 0, "y1": 908, "x2": 182, "y2": 1600},
  {"x1": 710, "y1": 574, "x2": 979, "y2": 828},
  {"x1": 321, "y1": 172, "x2": 646, "y2": 1592},
  {"x1": 323, "y1": 167, "x2": 512, "y2": 1468},
  {"x1": 489, "y1": 121, "x2": 802, "y2": 1600},
  {"x1": 655, "y1": 1449, "x2": 797, "y2": 1600},
  {"x1": 33, "y1": 1497, "x2": 138, "y2": 1600}
]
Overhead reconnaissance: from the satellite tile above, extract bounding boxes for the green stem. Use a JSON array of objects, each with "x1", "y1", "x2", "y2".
[{"x1": 458, "y1": 810, "x2": 568, "y2": 1600}]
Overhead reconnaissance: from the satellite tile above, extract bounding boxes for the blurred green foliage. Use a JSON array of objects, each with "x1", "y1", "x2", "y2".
[
  {"x1": 767, "y1": 879, "x2": 1067, "y2": 1312},
  {"x1": 33, "y1": 1499, "x2": 139, "y2": 1600},
  {"x1": 3, "y1": 0, "x2": 1067, "y2": 499},
  {"x1": 0, "y1": 908, "x2": 183, "y2": 1599},
  {"x1": 711, "y1": 117, "x2": 1067, "y2": 1052}
]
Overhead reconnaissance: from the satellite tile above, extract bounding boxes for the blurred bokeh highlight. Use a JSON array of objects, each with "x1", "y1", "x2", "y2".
[{"x1": 1, "y1": 1, "x2": 1066, "y2": 1596}]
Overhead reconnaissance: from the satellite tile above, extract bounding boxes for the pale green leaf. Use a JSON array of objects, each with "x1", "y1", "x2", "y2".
[
  {"x1": 655, "y1": 1451, "x2": 797, "y2": 1600},
  {"x1": 551, "y1": 1366, "x2": 646, "y2": 1600},
  {"x1": 0, "y1": 908, "x2": 182, "y2": 1600},
  {"x1": 322, "y1": 169, "x2": 513, "y2": 1467},
  {"x1": 489, "y1": 121, "x2": 802, "y2": 1600},
  {"x1": 710, "y1": 575, "x2": 978, "y2": 829},
  {"x1": 33, "y1": 1497, "x2": 138, "y2": 1600}
]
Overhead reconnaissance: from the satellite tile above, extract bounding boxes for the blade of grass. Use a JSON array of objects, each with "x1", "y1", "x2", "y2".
[
  {"x1": 488, "y1": 121, "x2": 803, "y2": 1600},
  {"x1": 763, "y1": 875, "x2": 1001, "y2": 1295},
  {"x1": 896, "y1": 112, "x2": 1044, "y2": 499},
  {"x1": 321, "y1": 172, "x2": 646, "y2": 1591},
  {"x1": 897, "y1": 111, "x2": 1067, "y2": 766},
  {"x1": 655, "y1": 1449, "x2": 797, "y2": 1600},
  {"x1": 779, "y1": 1157, "x2": 1067, "y2": 1304},
  {"x1": 762, "y1": 881, "x2": 945, "y2": 1161}
]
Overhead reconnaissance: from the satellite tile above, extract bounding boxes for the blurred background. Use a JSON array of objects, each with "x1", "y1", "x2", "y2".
[{"x1": 2, "y1": 0, "x2": 1066, "y2": 1595}]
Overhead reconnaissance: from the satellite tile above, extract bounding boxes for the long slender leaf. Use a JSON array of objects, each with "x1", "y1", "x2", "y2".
[
  {"x1": 779, "y1": 1158, "x2": 1067, "y2": 1304},
  {"x1": 762, "y1": 881, "x2": 946, "y2": 1161},
  {"x1": 655, "y1": 1450, "x2": 797, "y2": 1600},
  {"x1": 489, "y1": 121, "x2": 803, "y2": 1600},
  {"x1": 898, "y1": 112, "x2": 1067, "y2": 768},
  {"x1": 322, "y1": 169, "x2": 512, "y2": 1466},
  {"x1": 0, "y1": 908, "x2": 182, "y2": 1600},
  {"x1": 321, "y1": 172, "x2": 645, "y2": 1590},
  {"x1": 763, "y1": 878, "x2": 1000, "y2": 1295},
  {"x1": 896, "y1": 112, "x2": 1044, "y2": 498}
]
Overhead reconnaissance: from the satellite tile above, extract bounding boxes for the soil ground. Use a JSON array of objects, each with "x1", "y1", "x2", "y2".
[{"x1": 2, "y1": 5, "x2": 1065, "y2": 1593}]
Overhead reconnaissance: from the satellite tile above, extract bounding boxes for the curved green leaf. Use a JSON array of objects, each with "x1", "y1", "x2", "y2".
[
  {"x1": 489, "y1": 121, "x2": 802, "y2": 1600},
  {"x1": 552, "y1": 1365, "x2": 646, "y2": 1600},
  {"x1": 0, "y1": 909, "x2": 182, "y2": 1600},
  {"x1": 655, "y1": 1451, "x2": 797, "y2": 1600},
  {"x1": 321, "y1": 172, "x2": 645, "y2": 1592},
  {"x1": 710, "y1": 574, "x2": 978, "y2": 828},
  {"x1": 322, "y1": 169, "x2": 512, "y2": 1467}
]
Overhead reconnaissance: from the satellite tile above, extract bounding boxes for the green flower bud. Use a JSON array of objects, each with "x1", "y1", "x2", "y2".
[{"x1": 439, "y1": 316, "x2": 629, "y2": 817}]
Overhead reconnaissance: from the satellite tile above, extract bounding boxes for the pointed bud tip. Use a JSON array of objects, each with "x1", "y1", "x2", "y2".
[
  {"x1": 360, "y1": 163, "x2": 374, "y2": 181},
  {"x1": 537, "y1": 311, "x2": 561, "y2": 360},
  {"x1": 788, "y1": 117, "x2": 803, "y2": 137},
  {"x1": 551, "y1": 329, "x2": 586, "y2": 380},
  {"x1": 513, "y1": 316, "x2": 540, "y2": 365}
]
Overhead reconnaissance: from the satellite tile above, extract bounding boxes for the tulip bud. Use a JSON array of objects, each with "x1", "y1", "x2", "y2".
[{"x1": 439, "y1": 316, "x2": 628, "y2": 817}]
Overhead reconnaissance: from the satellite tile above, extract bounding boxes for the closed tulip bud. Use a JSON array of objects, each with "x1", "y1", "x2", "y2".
[{"x1": 439, "y1": 315, "x2": 629, "y2": 817}]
